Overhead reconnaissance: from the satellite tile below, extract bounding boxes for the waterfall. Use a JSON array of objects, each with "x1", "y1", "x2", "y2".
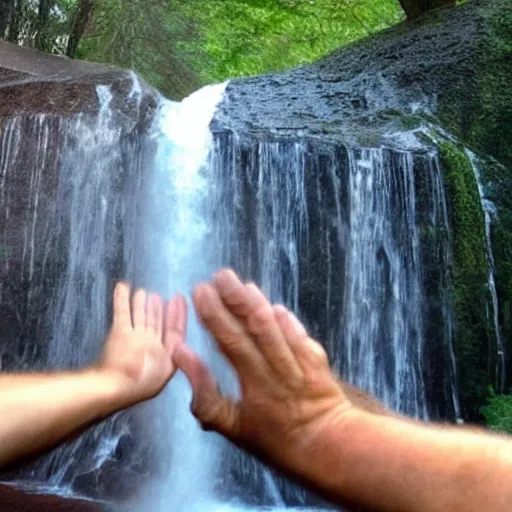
[
  {"x1": 343, "y1": 149, "x2": 427, "y2": 417},
  {"x1": 465, "y1": 149, "x2": 505, "y2": 392},
  {"x1": 1, "y1": 77, "x2": 464, "y2": 509},
  {"x1": 206, "y1": 134, "x2": 462, "y2": 504},
  {"x1": 134, "y1": 83, "x2": 235, "y2": 511}
]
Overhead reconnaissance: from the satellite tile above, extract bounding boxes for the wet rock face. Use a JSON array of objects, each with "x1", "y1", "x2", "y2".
[
  {"x1": 0, "y1": 42, "x2": 160, "y2": 499},
  {"x1": 0, "y1": 42, "x2": 158, "y2": 126},
  {"x1": 213, "y1": 0, "x2": 489, "y2": 147},
  {"x1": 0, "y1": 43, "x2": 158, "y2": 372}
]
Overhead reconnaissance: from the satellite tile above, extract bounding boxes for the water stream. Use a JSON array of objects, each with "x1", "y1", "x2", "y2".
[{"x1": 0, "y1": 81, "x2": 467, "y2": 509}]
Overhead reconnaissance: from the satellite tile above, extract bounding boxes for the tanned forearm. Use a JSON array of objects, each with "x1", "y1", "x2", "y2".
[
  {"x1": 0, "y1": 369, "x2": 124, "y2": 467},
  {"x1": 0, "y1": 284, "x2": 187, "y2": 470},
  {"x1": 299, "y1": 407, "x2": 512, "y2": 512}
]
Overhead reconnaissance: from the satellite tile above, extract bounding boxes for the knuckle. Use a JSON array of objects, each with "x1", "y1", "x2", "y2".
[
  {"x1": 248, "y1": 303, "x2": 273, "y2": 333},
  {"x1": 301, "y1": 337, "x2": 329, "y2": 367},
  {"x1": 195, "y1": 401, "x2": 222, "y2": 429},
  {"x1": 288, "y1": 372, "x2": 307, "y2": 392},
  {"x1": 218, "y1": 332, "x2": 244, "y2": 350}
]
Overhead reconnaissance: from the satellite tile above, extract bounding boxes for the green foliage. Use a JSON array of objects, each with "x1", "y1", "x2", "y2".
[
  {"x1": 76, "y1": 0, "x2": 201, "y2": 98},
  {"x1": 2, "y1": 0, "x2": 403, "y2": 97},
  {"x1": 438, "y1": 142, "x2": 494, "y2": 421},
  {"x1": 481, "y1": 390, "x2": 512, "y2": 434},
  {"x1": 468, "y1": 0, "x2": 512, "y2": 170},
  {"x1": 3, "y1": 0, "x2": 77, "y2": 52},
  {"x1": 181, "y1": 0, "x2": 403, "y2": 83}
]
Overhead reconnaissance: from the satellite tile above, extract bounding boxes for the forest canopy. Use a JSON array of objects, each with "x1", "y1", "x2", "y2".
[{"x1": 0, "y1": 0, "x2": 442, "y2": 99}]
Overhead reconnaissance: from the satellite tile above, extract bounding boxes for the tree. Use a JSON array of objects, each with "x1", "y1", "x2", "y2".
[
  {"x1": 66, "y1": 0, "x2": 94, "y2": 58},
  {"x1": 6, "y1": 0, "x2": 23, "y2": 43},
  {"x1": 0, "y1": 0, "x2": 460, "y2": 96},
  {"x1": 181, "y1": 0, "x2": 403, "y2": 83},
  {"x1": 35, "y1": 0, "x2": 52, "y2": 51},
  {"x1": 76, "y1": 0, "x2": 201, "y2": 98},
  {"x1": 0, "y1": 0, "x2": 14, "y2": 38}
]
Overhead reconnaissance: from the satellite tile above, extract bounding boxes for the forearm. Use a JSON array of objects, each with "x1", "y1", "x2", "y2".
[
  {"x1": 0, "y1": 369, "x2": 124, "y2": 468},
  {"x1": 299, "y1": 408, "x2": 512, "y2": 512}
]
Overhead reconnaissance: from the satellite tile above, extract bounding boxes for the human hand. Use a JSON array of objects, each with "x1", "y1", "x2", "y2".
[
  {"x1": 173, "y1": 269, "x2": 355, "y2": 477},
  {"x1": 97, "y1": 282, "x2": 187, "y2": 408}
]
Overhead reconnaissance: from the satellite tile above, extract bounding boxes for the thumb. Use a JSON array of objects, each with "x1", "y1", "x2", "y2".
[{"x1": 173, "y1": 344, "x2": 240, "y2": 440}]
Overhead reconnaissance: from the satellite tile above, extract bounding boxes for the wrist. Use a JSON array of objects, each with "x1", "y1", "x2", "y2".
[
  {"x1": 292, "y1": 405, "x2": 377, "y2": 496},
  {"x1": 85, "y1": 366, "x2": 131, "y2": 417}
]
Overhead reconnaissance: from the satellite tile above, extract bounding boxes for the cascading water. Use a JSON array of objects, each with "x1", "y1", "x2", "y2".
[
  {"x1": 343, "y1": 149, "x2": 427, "y2": 417},
  {"x1": 0, "y1": 77, "x2": 468, "y2": 509},
  {"x1": 133, "y1": 83, "x2": 236, "y2": 511}
]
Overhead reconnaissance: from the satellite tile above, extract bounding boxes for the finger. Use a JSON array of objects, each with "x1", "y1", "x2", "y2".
[
  {"x1": 213, "y1": 268, "x2": 253, "y2": 317},
  {"x1": 145, "y1": 293, "x2": 157, "y2": 335},
  {"x1": 131, "y1": 288, "x2": 146, "y2": 330},
  {"x1": 193, "y1": 283, "x2": 268, "y2": 377},
  {"x1": 164, "y1": 295, "x2": 187, "y2": 354},
  {"x1": 153, "y1": 294, "x2": 163, "y2": 340},
  {"x1": 174, "y1": 344, "x2": 240, "y2": 440},
  {"x1": 177, "y1": 294, "x2": 187, "y2": 337},
  {"x1": 113, "y1": 282, "x2": 131, "y2": 329},
  {"x1": 273, "y1": 305, "x2": 330, "y2": 372},
  {"x1": 243, "y1": 283, "x2": 303, "y2": 380}
]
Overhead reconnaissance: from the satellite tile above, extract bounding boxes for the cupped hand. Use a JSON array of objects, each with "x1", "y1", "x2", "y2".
[
  {"x1": 97, "y1": 282, "x2": 187, "y2": 407},
  {"x1": 173, "y1": 269, "x2": 354, "y2": 477}
]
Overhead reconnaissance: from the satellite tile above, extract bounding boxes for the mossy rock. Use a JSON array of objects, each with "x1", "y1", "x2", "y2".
[{"x1": 438, "y1": 142, "x2": 496, "y2": 419}]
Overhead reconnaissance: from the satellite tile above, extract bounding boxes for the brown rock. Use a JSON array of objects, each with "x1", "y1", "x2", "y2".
[{"x1": 0, "y1": 485, "x2": 103, "y2": 511}]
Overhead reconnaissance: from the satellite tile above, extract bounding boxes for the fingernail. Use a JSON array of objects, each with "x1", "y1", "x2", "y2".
[
  {"x1": 289, "y1": 312, "x2": 307, "y2": 337},
  {"x1": 214, "y1": 268, "x2": 241, "y2": 292}
]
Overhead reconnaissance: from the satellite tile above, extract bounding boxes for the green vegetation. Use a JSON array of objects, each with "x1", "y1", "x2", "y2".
[
  {"x1": 438, "y1": 142, "x2": 494, "y2": 420},
  {"x1": 180, "y1": 0, "x2": 402, "y2": 83},
  {"x1": 1, "y1": 0, "x2": 404, "y2": 98},
  {"x1": 469, "y1": 1, "x2": 512, "y2": 170},
  {"x1": 482, "y1": 390, "x2": 512, "y2": 434}
]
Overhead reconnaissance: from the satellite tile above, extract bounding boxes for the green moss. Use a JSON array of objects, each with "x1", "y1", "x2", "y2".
[
  {"x1": 400, "y1": 115, "x2": 423, "y2": 130},
  {"x1": 438, "y1": 142, "x2": 494, "y2": 420},
  {"x1": 481, "y1": 390, "x2": 512, "y2": 434},
  {"x1": 436, "y1": 0, "x2": 512, "y2": 408},
  {"x1": 0, "y1": 244, "x2": 8, "y2": 261},
  {"x1": 479, "y1": 157, "x2": 512, "y2": 360},
  {"x1": 439, "y1": 0, "x2": 512, "y2": 169},
  {"x1": 469, "y1": 2, "x2": 512, "y2": 169}
]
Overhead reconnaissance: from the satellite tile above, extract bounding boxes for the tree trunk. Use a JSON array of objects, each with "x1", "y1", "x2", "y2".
[
  {"x1": 0, "y1": 0, "x2": 14, "y2": 38},
  {"x1": 7, "y1": 0, "x2": 21, "y2": 43},
  {"x1": 398, "y1": 0, "x2": 456, "y2": 19},
  {"x1": 35, "y1": 0, "x2": 52, "y2": 51},
  {"x1": 66, "y1": 0, "x2": 95, "y2": 58}
]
